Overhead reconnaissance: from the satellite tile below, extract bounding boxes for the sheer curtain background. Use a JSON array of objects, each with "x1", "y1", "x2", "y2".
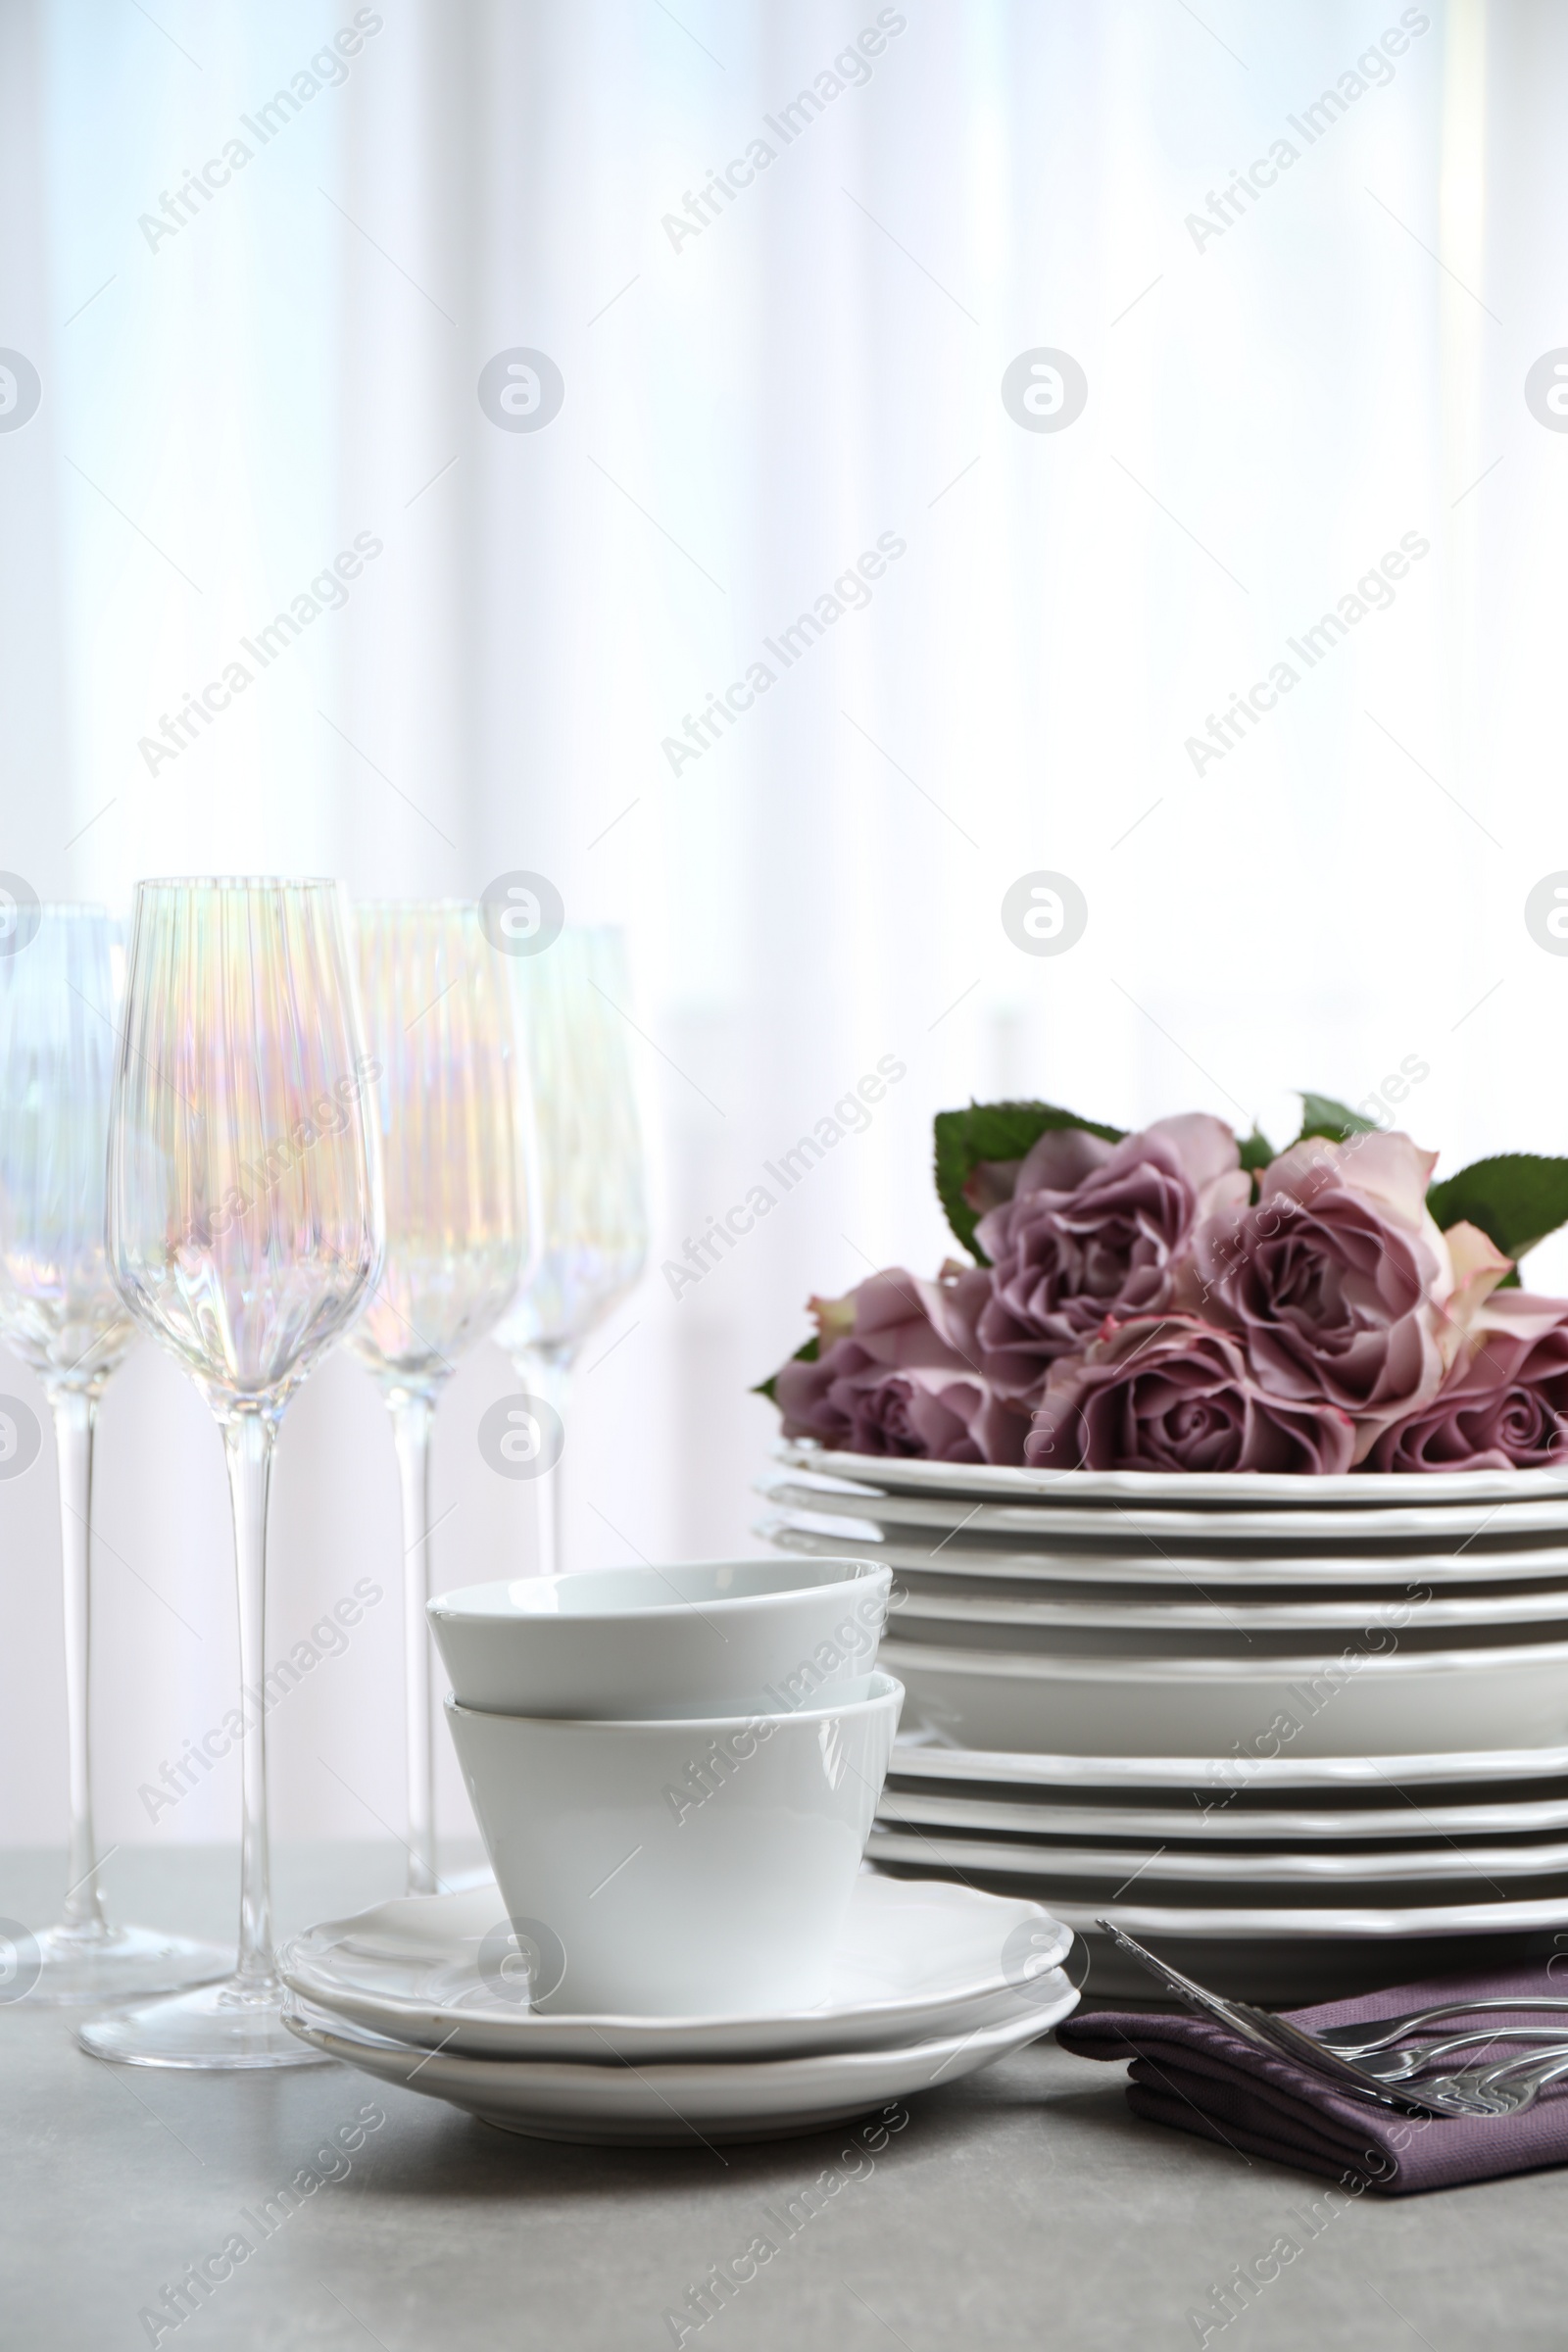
[{"x1": 2, "y1": 0, "x2": 1565, "y2": 1846}]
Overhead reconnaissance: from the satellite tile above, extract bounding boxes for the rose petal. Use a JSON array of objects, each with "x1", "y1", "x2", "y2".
[
  {"x1": 1368, "y1": 1295, "x2": 1568, "y2": 1471},
  {"x1": 1436, "y1": 1219, "x2": 1515, "y2": 1364},
  {"x1": 1025, "y1": 1315, "x2": 1354, "y2": 1475},
  {"x1": 1192, "y1": 1135, "x2": 1448, "y2": 1454},
  {"x1": 770, "y1": 1272, "x2": 1024, "y2": 1463},
  {"x1": 965, "y1": 1119, "x2": 1242, "y2": 1403}
]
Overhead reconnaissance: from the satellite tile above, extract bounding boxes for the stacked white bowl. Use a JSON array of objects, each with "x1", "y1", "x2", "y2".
[
  {"x1": 430, "y1": 1559, "x2": 901, "y2": 2015},
  {"x1": 278, "y1": 1556, "x2": 1081, "y2": 2140},
  {"x1": 760, "y1": 1446, "x2": 1568, "y2": 2002}
]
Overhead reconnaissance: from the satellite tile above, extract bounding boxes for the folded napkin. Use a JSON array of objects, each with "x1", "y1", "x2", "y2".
[{"x1": 1057, "y1": 1957, "x2": 1568, "y2": 2193}]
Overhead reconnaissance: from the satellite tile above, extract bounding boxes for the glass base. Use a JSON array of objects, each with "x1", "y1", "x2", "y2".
[
  {"x1": 15, "y1": 1920, "x2": 229, "y2": 2007},
  {"x1": 76, "y1": 1972, "x2": 335, "y2": 2069}
]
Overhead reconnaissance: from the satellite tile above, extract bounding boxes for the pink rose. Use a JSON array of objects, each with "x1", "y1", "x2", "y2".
[
  {"x1": 1185, "y1": 1131, "x2": 1510, "y2": 1462},
  {"x1": 959, "y1": 1115, "x2": 1250, "y2": 1402},
  {"x1": 1367, "y1": 1291, "x2": 1568, "y2": 1472},
  {"x1": 1024, "y1": 1314, "x2": 1355, "y2": 1475},
  {"x1": 771, "y1": 1267, "x2": 1029, "y2": 1464}
]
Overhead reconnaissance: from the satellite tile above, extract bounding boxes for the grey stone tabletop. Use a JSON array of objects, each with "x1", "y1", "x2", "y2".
[{"x1": 3, "y1": 1844, "x2": 1566, "y2": 2350}]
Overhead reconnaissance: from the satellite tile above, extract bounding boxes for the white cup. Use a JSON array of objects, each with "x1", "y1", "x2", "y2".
[
  {"x1": 444, "y1": 1672, "x2": 904, "y2": 2015},
  {"x1": 428, "y1": 1556, "x2": 891, "y2": 1719}
]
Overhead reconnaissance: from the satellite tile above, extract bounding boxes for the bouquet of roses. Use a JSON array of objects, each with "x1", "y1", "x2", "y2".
[{"x1": 759, "y1": 1094, "x2": 1568, "y2": 1474}]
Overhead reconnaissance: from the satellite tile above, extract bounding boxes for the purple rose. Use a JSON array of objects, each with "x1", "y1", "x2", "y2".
[
  {"x1": 777, "y1": 1348, "x2": 1029, "y2": 1463},
  {"x1": 1368, "y1": 1292, "x2": 1568, "y2": 1472},
  {"x1": 1024, "y1": 1314, "x2": 1354, "y2": 1474},
  {"x1": 771, "y1": 1267, "x2": 1029, "y2": 1464},
  {"x1": 959, "y1": 1115, "x2": 1249, "y2": 1401},
  {"x1": 1185, "y1": 1131, "x2": 1510, "y2": 1463}
]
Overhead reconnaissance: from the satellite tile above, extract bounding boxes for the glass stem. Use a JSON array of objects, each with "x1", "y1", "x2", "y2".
[
  {"x1": 223, "y1": 1410, "x2": 277, "y2": 1991},
  {"x1": 390, "y1": 1390, "x2": 439, "y2": 1896},
  {"x1": 525, "y1": 1352, "x2": 570, "y2": 1579},
  {"x1": 50, "y1": 1386, "x2": 107, "y2": 1938}
]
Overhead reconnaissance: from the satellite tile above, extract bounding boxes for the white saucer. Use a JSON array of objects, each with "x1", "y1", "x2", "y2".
[
  {"x1": 776, "y1": 1439, "x2": 1568, "y2": 1508},
  {"x1": 880, "y1": 1774, "x2": 1568, "y2": 1844},
  {"x1": 763, "y1": 1514, "x2": 1568, "y2": 1589},
  {"x1": 868, "y1": 1820, "x2": 1568, "y2": 1885},
  {"x1": 889, "y1": 1737, "x2": 1568, "y2": 1789},
  {"x1": 281, "y1": 1983, "x2": 1077, "y2": 2143},
  {"x1": 277, "y1": 1874, "x2": 1073, "y2": 2062},
  {"x1": 761, "y1": 1473, "x2": 1568, "y2": 1544}
]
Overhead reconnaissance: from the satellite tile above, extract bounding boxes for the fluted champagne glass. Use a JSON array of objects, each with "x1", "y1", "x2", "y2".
[
  {"x1": 346, "y1": 903, "x2": 528, "y2": 1895},
  {"x1": 493, "y1": 926, "x2": 648, "y2": 1575},
  {"x1": 0, "y1": 906, "x2": 225, "y2": 2001},
  {"x1": 80, "y1": 880, "x2": 382, "y2": 2069}
]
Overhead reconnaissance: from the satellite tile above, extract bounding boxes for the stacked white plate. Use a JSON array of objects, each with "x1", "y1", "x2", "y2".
[
  {"x1": 277, "y1": 1877, "x2": 1079, "y2": 2143},
  {"x1": 760, "y1": 1445, "x2": 1568, "y2": 2001}
]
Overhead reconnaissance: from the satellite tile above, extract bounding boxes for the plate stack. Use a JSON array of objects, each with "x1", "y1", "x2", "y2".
[
  {"x1": 760, "y1": 1445, "x2": 1568, "y2": 2001},
  {"x1": 278, "y1": 1877, "x2": 1078, "y2": 2144}
]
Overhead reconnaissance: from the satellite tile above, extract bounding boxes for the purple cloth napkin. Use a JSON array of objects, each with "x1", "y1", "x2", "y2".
[{"x1": 1057, "y1": 1957, "x2": 1568, "y2": 2193}]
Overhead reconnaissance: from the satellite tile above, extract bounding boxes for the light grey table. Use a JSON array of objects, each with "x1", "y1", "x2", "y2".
[{"x1": 4, "y1": 1844, "x2": 1566, "y2": 2350}]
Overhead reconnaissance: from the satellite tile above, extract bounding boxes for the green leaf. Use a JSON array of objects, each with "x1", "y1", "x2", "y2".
[
  {"x1": 933, "y1": 1100, "x2": 1125, "y2": 1263},
  {"x1": 1295, "y1": 1092, "x2": 1380, "y2": 1145},
  {"x1": 1238, "y1": 1129, "x2": 1276, "y2": 1173},
  {"x1": 753, "y1": 1334, "x2": 817, "y2": 1405},
  {"x1": 1425, "y1": 1153, "x2": 1568, "y2": 1262}
]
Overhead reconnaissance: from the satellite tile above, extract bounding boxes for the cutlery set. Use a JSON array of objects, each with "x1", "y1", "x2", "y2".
[{"x1": 1105, "y1": 1921, "x2": 1568, "y2": 2120}]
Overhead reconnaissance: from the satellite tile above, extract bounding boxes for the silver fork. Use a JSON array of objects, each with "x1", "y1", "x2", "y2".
[
  {"x1": 1311, "y1": 1995, "x2": 1568, "y2": 2060},
  {"x1": 1097, "y1": 1920, "x2": 1568, "y2": 2120},
  {"x1": 1408, "y1": 2044, "x2": 1568, "y2": 2118},
  {"x1": 1349, "y1": 2024, "x2": 1568, "y2": 2082}
]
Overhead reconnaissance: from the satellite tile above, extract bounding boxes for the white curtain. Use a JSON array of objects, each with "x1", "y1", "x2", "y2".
[{"x1": 3, "y1": 0, "x2": 1565, "y2": 1844}]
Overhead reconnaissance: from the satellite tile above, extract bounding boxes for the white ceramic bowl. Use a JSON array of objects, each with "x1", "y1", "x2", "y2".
[
  {"x1": 443, "y1": 1673, "x2": 904, "y2": 2015},
  {"x1": 428, "y1": 1556, "x2": 890, "y2": 1719}
]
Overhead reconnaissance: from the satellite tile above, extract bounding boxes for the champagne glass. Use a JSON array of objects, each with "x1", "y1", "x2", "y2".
[
  {"x1": 0, "y1": 906, "x2": 225, "y2": 2001},
  {"x1": 493, "y1": 926, "x2": 648, "y2": 1575},
  {"x1": 79, "y1": 880, "x2": 382, "y2": 2069},
  {"x1": 346, "y1": 903, "x2": 528, "y2": 1895}
]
